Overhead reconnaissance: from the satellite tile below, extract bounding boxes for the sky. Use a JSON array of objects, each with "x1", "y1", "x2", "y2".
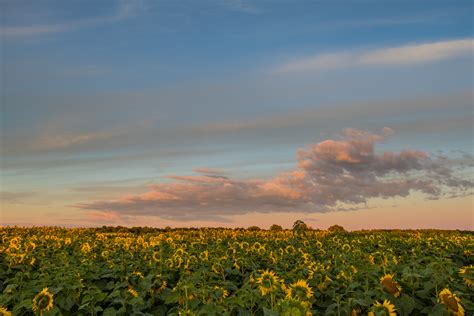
[{"x1": 1, "y1": 0, "x2": 473, "y2": 230}]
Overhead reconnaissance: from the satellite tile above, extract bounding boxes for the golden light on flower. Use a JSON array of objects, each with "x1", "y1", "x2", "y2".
[
  {"x1": 161, "y1": 280, "x2": 168, "y2": 290},
  {"x1": 32, "y1": 287, "x2": 54, "y2": 314},
  {"x1": 252, "y1": 242, "x2": 262, "y2": 251},
  {"x1": 0, "y1": 306, "x2": 12, "y2": 316},
  {"x1": 369, "y1": 255, "x2": 375, "y2": 264},
  {"x1": 128, "y1": 286, "x2": 139, "y2": 297},
  {"x1": 285, "y1": 245, "x2": 296, "y2": 254},
  {"x1": 233, "y1": 258, "x2": 241, "y2": 271},
  {"x1": 351, "y1": 307, "x2": 361, "y2": 316},
  {"x1": 175, "y1": 248, "x2": 185, "y2": 257},
  {"x1": 256, "y1": 270, "x2": 280, "y2": 295},
  {"x1": 380, "y1": 274, "x2": 401, "y2": 297},
  {"x1": 211, "y1": 263, "x2": 223, "y2": 274},
  {"x1": 80, "y1": 243, "x2": 91, "y2": 253},
  {"x1": 213, "y1": 286, "x2": 229, "y2": 300},
  {"x1": 199, "y1": 250, "x2": 209, "y2": 261},
  {"x1": 285, "y1": 279, "x2": 314, "y2": 300},
  {"x1": 368, "y1": 299, "x2": 397, "y2": 316},
  {"x1": 438, "y1": 288, "x2": 465, "y2": 316},
  {"x1": 459, "y1": 266, "x2": 473, "y2": 287},
  {"x1": 132, "y1": 271, "x2": 144, "y2": 279}
]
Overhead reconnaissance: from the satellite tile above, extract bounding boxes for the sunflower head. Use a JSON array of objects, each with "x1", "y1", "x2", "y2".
[
  {"x1": 275, "y1": 298, "x2": 312, "y2": 316},
  {"x1": 32, "y1": 287, "x2": 54, "y2": 313},
  {"x1": 285, "y1": 279, "x2": 314, "y2": 300},
  {"x1": 212, "y1": 286, "x2": 229, "y2": 301},
  {"x1": 199, "y1": 250, "x2": 209, "y2": 261},
  {"x1": 127, "y1": 286, "x2": 139, "y2": 297},
  {"x1": 459, "y1": 265, "x2": 473, "y2": 287},
  {"x1": 438, "y1": 288, "x2": 464, "y2": 315},
  {"x1": 380, "y1": 274, "x2": 402, "y2": 297},
  {"x1": 0, "y1": 306, "x2": 12, "y2": 316},
  {"x1": 256, "y1": 270, "x2": 280, "y2": 295},
  {"x1": 368, "y1": 299, "x2": 397, "y2": 316},
  {"x1": 80, "y1": 243, "x2": 91, "y2": 254},
  {"x1": 351, "y1": 306, "x2": 361, "y2": 316}
]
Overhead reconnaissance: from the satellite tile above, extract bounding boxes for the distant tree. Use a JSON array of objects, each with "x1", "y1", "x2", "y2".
[
  {"x1": 292, "y1": 220, "x2": 309, "y2": 236},
  {"x1": 247, "y1": 226, "x2": 261, "y2": 231},
  {"x1": 327, "y1": 224, "x2": 346, "y2": 232},
  {"x1": 293, "y1": 220, "x2": 308, "y2": 231},
  {"x1": 270, "y1": 224, "x2": 283, "y2": 231}
]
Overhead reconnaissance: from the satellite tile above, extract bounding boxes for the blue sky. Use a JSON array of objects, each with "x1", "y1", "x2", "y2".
[{"x1": 1, "y1": 0, "x2": 473, "y2": 229}]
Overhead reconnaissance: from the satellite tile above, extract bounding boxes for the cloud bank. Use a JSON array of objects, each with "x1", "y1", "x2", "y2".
[
  {"x1": 75, "y1": 128, "x2": 473, "y2": 221},
  {"x1": 277, "y1": 38, "x2": 473, "y2": 73}
]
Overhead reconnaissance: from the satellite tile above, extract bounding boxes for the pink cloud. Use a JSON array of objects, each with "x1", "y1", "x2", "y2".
[{"x1": 75, "y1": 128, "x2": 473, "y2": 221}]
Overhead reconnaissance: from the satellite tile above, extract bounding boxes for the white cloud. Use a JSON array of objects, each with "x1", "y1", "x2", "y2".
[
  {"x1": 277, "y1": 38, "x2": 473, "y2": 73},
  {"x1": 0, "y1": 0, "x2": 144, "y2": 38}
]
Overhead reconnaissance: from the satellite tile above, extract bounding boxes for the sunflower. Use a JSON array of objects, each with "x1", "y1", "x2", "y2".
[
  {"x1": 380, "y1": 274, "x2": 402, "y2": 297},
  {"x1": 369, "y1": 255, "x2": 375, "y2": 264},
  {"x1": 252, "y1": 242, "x2": 262, "y2": 251},
  {"x1": 285, "y1": 245, "x2": 296, "y2": 254},
  {"x1": 368, "y1": 299, "x2": 397, "y2": 316},
  {"x1": 213, "y1": 286, "x2": 229, "y2": 301},
  {"x1": 80, "y1": 243, "x2": 91, "y2": 253},
  {"x1": 459, "y1": 266, "x2": 473, "y2": 287},
  {"x1": 351, "y1": 306, "x2": 361, "y2": 316},
  {"x1": 275, "y1": 298, "x2": 312, "y2": 316},
  {"x1": 256, "y1": 270, "x2": 280, "y2": 295},
  {"x1": 128, "y1": 286, "x2": 139, "y2": 298},
  {"x1": 132, "y1": 271, "x2": 144, "y2": 279},
  {"x1": 211, "y1": 263, "x2": 223, "y2": 275},
  {"x1": 285, "y1": 279, "x2": 314, "y2": 300},
  {"x1": 199, "y1": 250, "x2": 209, "y2": 261},
  {"x1": 438, "y1": 288, "x2": 465, "y2": 316},
  {"x1": 0, "y1": 306, "x2": 11, "y2": 316},
  {"x1": 152, "y1": 251, "x2": 161, "y2": 262},
  {"x1": 32, "y1": 287, "x2": 54, "y2": 314}
]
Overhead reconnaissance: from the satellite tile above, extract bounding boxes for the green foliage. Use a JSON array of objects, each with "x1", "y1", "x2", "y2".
[{"x1": 0, "y1": 227, "x2": 472, "y2": 315}]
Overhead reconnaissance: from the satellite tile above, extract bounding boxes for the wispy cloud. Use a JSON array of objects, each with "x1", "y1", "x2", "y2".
[
  {"x1": 276, "y1": 38, "x2": 473, "y2": 73},
  {"x1": 193, "y1": 167, "x2": 227, "y2": 176},
  {"x1": 75, "y1": 128, "x2": 473, "y2": 221},
  {"x1": 220, "y1": 0, "x2": 259, "y2": 14},
  {"x1": 0, "y1": 0, "x2": 144, "y2": 38},
  {"x1": 183, "y1": 91, "x2": 473, "y2": 135},
  {"x1": 0, "y1": 191, "x2": 38, "y2": 204}
]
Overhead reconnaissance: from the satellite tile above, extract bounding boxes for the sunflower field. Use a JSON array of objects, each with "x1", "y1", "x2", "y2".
[{"x1": 0, "y1": 227, "x2": 472, "y2": 315}]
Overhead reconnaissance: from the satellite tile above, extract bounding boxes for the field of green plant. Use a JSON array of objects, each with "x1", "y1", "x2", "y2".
[{"x1": 0, "y1": 226, "x2": 472, "y2": 315}]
